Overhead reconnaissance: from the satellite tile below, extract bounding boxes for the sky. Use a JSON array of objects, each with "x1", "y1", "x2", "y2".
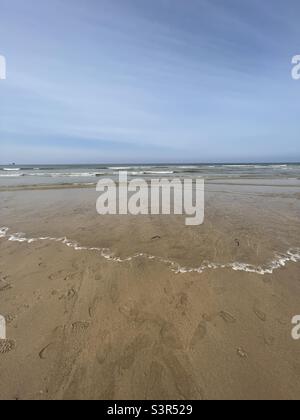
[{"x1": 0, "y1": 0, "x2": 299, "y2": 164}]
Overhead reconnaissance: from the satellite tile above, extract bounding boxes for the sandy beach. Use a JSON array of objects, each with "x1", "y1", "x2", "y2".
[
  {"x1": 0, "y1": 178, "x2": 300, "y2": 400},
  {"x1": 2, "y1": 0, "x2": 300, "y2": 403}
]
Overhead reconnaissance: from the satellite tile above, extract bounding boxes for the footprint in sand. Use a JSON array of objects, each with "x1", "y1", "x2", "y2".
[
  {"x1": 276, "y1": 318, "x2": 287, "y2": 326},
  {"x1": 254, "y1": 308, "x2": 267, "y2": 322},
  {"x1": 66, "y1": 287, "x2": 77, "y2": 300},
  {"x1": 38, "y1": 262, "x2": 47, "y2": 269},
  {"x1": 5, "y1": 314, "x2": 16, "y2": 324},
  {"x1": 89, "y1": 297, "x2": 101, "y2": 318},
  {"x1": 202, "y1": 313, "x2": 213, "y2": 322},
  {"x1": 39, "y1": 342, "x2": 57, "y2": 360},
  {"x1": 119, "y1": 334, "x2": 151, "y2": 370},
  {"x1": 59, "y1": 288, "x2": 77, "y2": 304},
  {"x1": 109, "y1": 281, "x2": 119, "y2": 304},
  {"x1": 219, "y1": 311, "x2": 236, "y2": 324},
  {"x1": 162, "y1": 351, "x2": 204, "y2": 400},
  {"x1": 146, "y1": 361, "x2": 166, "y2": 400},
  {"x1": 0, "y1": 339, "x2": 15, "y2": 354},
  {"x1": 71, "y1": 321, "x2": 90, "y2": 333},
  {"x1": 190, "y1": 321, "x2": 207, "y2": 349},
  {"x1": 96, "y1": 331, "x2": 112, "y2": 365},
  {"x1": 263, "y1": 335, "x2": 275, "y2": 346},
  {"x1": 0, "y1": 281, "x2": 12, "y2": 292},
  {"x1": 237, "y1": 347, "x2": 248, "y2": 359},
  {"x1": 160, "y1": 323, "x2": 183, "y2": 350},
  {"x1": 49, "y1": 270, "x2": 71, "y2": 281},
  {"x1": 175, "y1": 292, "x2": 188, "y2": 314}
]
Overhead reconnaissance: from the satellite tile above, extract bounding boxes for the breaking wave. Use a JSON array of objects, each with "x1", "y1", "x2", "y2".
[{"x1": 0, "y1": 227, "x2": 299, "y2": 276}]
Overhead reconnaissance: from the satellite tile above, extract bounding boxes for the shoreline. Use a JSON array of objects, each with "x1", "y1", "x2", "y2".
[
  {"x1": 1, "y1": 177, "x2": 300, "y2": 192},
  {"x1": 1, "y1": 226, "x2": 300, "y2": 276},
  {"x1": 0, "y1": 179, "x2": 300, "y2": 400}
]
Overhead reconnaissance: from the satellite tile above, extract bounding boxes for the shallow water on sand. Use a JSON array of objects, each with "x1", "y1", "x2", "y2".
[
  {"x1": 1, "y1": 179, "x2": 300, "y2": 274},
  {"x1": 1, "y1": 178, "x2": 300, "y2": 400}
]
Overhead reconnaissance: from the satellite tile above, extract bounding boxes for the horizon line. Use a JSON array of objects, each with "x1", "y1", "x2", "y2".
[{"x1": 1, "y1": 161, "x2": 300, "y2": 166}]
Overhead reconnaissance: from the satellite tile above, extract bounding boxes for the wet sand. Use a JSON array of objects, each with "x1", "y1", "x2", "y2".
[{"x1": 0, "y1": 180, "x2": 300, "y2": 400}]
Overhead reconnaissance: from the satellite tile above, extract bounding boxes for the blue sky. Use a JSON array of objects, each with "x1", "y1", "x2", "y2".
[{"x1": 0, "y1": 0, "x2": 299, "y2": 164}]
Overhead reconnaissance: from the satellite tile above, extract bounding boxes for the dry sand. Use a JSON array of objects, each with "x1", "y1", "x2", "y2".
[{"x1": 0, "y1": 180, "x2": 300, "y2": 400}]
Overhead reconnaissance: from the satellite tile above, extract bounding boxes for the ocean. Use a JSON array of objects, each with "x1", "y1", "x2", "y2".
[{"x1": 0, "y1": 163, "x2": 300, "y2": 188}]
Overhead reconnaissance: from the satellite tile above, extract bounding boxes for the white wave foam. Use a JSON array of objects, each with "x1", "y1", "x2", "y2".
[
  {"x1": 177, "y1": 166, "x2": 200, "y2": 169},
  {"x1": 144, "y1": 171, "x2": 175, "y2": 175},
  {"x1": 0, "y1": 227, "x2": 9, "y2": 238},
  {"x1": 3, "y1": 168, "x2": 21, "y2": 171},
  {"x1": 0, "y1": 173, "x2": 24, "y2": 177},
  {"x1": 12, "y1": 172, "x2": 101, "y2": 178},
  {"x1": 0, "y1": 227, "x2": 299, "y2": 276},
  {"x1": 72, "y1": 182, "x2": 95, "y2": 186},
  {"x1": 109, "y1": 167, "x2": 130, "y2": 170},
  {"x1": 270, "y1": 165, "x2": 288, "y2": 169},
  {"x1": 119, "y1": 171, "x2": 175, "y2": 176},
  {"x1": 48, "y1": 172, "x2": 99, "y2": 178}
]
